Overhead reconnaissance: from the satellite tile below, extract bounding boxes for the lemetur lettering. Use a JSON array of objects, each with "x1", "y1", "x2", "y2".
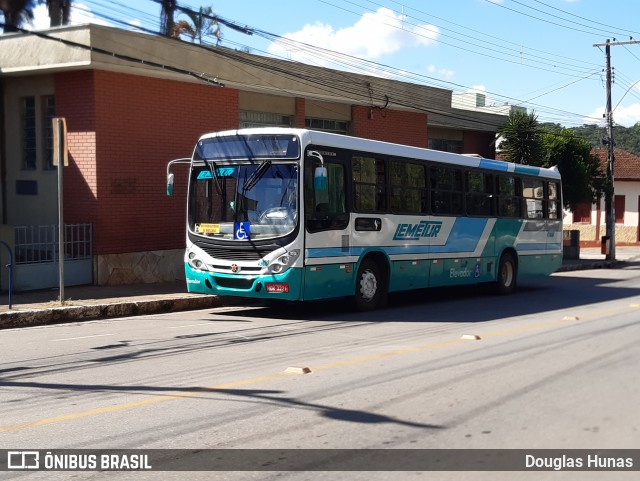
[{"x1": 393, "y1": 221, "x2": 442, "y2": 241}]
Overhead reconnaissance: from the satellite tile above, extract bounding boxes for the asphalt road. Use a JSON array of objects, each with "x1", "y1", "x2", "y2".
[{"x1": 1, "y1": 266, "x2": 640, "y2": 480}]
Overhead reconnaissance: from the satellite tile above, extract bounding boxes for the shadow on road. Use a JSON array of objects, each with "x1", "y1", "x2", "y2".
[{"x1": 225, "y1": 264, "x2": 640, "y2": 324}]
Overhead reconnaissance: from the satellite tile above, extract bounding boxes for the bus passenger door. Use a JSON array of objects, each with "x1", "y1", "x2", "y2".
[{"x1": 302, "y1": 156, "x2": 353, "y2": 300}]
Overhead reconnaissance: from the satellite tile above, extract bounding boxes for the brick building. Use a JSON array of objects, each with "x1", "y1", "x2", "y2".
[{"x1": 0, "y1": 25, "x2": 507, "y2": 290}]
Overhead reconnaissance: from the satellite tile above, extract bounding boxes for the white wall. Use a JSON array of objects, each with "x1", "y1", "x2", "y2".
[{"x1": 3, "y1": 75, "x2": 58, "y2": 226}]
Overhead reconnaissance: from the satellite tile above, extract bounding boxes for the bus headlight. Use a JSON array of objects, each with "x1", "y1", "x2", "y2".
[
  {"x1": 268, "y1": 249, "x2": 299, "y2": 274},
  {"x1": 187, "y1": 250, "x2": 207, "y2": 271}
]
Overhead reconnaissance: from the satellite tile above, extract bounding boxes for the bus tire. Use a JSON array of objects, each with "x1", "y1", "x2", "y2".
[
  {"x1": 495, "y1": 252, "x2": 517, "y2": 295},
  {"x1": 354, "y1": 258, "x2": 386, "y2": 311}
]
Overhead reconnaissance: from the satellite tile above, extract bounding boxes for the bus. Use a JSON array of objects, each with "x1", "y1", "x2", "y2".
[{"x1": 167, "y1": 127, "x2": 562, "y2": 311}]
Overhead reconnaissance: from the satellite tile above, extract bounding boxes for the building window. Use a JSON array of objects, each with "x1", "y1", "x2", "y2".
[
  {"x1": 428, "y1": 138, "x2": 463, "y2": 154},
  {"x1": 239, "y1": 110, "x2": 292, "y2": 128},
  {"x1": 305, "y1": 117, "x2": 349, "y2": 134},
  {"x1": 21, "y1": 96, "x2": 37, "y2": 170},
  {"x1": 42, "y1": 95, "x2": 56, "y2": 170},
  {"x1": 572, "y1": 203, "x2": 592, "y2": 223},
  {"x1": 615, "y1": 195, "x2": 625, "y2": 224}
]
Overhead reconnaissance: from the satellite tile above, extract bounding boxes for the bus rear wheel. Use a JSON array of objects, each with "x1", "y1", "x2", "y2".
[
  {"x1": 495, "y1": 252, "x2": 517, "y2": 295},
  {"x1": 354, "y1": 259, "x2": 386, "y2": 311}
]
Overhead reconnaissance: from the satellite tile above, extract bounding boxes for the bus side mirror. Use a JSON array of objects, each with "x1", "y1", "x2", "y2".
[
  {"x1": 314, "y1": 166, "x2": 327, "y2": 191},
  {"x1": 167, "y1": 173, "x2": 174, "y2": 196}
]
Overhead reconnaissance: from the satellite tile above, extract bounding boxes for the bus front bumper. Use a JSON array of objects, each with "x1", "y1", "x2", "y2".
[{"x1": 184, "y1": 264, "x2": 303, "y2": 301}]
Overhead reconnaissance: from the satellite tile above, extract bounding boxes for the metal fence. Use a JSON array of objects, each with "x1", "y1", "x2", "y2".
[{"x1": 15, "y1": 224, "x2": 93, "y2": 265}]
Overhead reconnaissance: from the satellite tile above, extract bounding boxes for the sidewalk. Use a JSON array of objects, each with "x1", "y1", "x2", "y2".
[
  {"x1": 0, "y1": 281, "x2": 230, "y2": 329},
  {"x1": 2, "y1": 247, "x2": 640, "y2": 329}
]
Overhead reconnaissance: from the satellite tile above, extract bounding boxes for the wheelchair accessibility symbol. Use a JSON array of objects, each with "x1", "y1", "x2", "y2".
[{"x1": 234, "y1": 222, "x2": 251, "y2": 240}]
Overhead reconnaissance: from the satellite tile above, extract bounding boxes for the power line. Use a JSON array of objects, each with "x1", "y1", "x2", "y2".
[
  {"x1": 351, "y1": 0, "x2": 603, "y2": 73},
  {"x1": 121, "y1": 0, "x2": 609, "y2": 125},
  {"x1": 319, "y1": 0, "x2": 598, "y2": 77},
  {"x1": 21, "y1": 0, "x2": 613, "y2": 127},
  {"x1": 485, "y1": 0, "x2": 621, "y2": 37},
  {"x1": 531, "y1": 0, "x2": 640, "y2": 38},
  {"x1": 510, "y1": 0, "x2": 626, "y2": 38}
]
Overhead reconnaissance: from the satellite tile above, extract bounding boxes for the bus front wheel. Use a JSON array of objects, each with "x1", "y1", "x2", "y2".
[
  {"x1": 354, "y1": 259, "x2": 386, "y2": 311},
  {"x1": 495, "y1": 252, "x2": 517, "y2": 295}
]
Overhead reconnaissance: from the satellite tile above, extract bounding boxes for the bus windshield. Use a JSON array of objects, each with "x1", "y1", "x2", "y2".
[
  {"x1": 188, "y1": 162, "x2": 298, "y2": 240},
  {"x1": 195, "y1": 134, "x2": 300, "y2": 161}
]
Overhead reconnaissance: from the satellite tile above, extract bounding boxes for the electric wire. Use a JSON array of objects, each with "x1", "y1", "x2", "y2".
[
  {"x1": 485, "y1": 0, "x2": 629, "y2": 37},
  {"x1": 10, "y1": 0, "x2": 621, "y2": 128},
  {"x1": 531, "y1": 0, "x2": 640, "y2": 38},
  {"x1": 334, "y1": 0, "x2": 601, "y2": 75},
  {"x1": 147, "y1": 0, "x2": 614, "y2": 123},
  {"x1": 510, "y1": 0, "x2": 629, "y2": 38}
]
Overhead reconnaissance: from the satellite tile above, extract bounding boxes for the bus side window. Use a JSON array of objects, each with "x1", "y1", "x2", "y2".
[
  {"x1": 430, "y1": 166, "x2": 463, "y2": 215},
  {"x1": 497, "y1": 175, "x2": 522, "y2": 218},
  {"x1": 523, "y1": 178, "x2": 544, "y2": 219},
  {"x1": 305, "y1": 160, "x2": 347, "y2": 232},
  {"x1": 390, "y1": 161, "x2": 427, "y2": 214},
  {"x1": 353, "y1": 156, "x2": 386, "y2": 212},
  {"x1": 547, "y1": 181, "x2": 560, "y2": 219},
  {"x1": 466, "y1": 171, "x2": 493, "y2": 216}
]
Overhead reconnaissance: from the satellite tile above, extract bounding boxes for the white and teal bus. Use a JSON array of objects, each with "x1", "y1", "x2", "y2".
[{"x1": 167, "y1": 127, "x2": 562, "y2": 310}]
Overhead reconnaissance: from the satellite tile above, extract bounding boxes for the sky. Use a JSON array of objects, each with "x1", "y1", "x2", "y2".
[{"x1": 24, "y1": 0, "x2": 640, "y2": 128}]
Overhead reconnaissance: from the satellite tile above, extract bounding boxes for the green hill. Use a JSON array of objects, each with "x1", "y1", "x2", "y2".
[{"x1": 541, "y1": 122, "x2": 640, "y2": 156}]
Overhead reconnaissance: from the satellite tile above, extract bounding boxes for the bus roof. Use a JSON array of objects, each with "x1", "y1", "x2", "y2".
[{"x1": 198, "y1": 127, "x2": 561, "y2": 181}]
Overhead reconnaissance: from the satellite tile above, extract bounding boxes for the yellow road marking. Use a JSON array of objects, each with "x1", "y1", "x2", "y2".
[
  {"x1": 0, "y1": 309, "x2": 627, "y2": 434},
  {"x1": 0, "y1": 372, "x2": 291, "y2": 434}
]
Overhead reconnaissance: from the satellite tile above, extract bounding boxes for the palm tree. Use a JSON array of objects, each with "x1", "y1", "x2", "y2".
[
  {"x1": 180, "y1": 6, "x2": 221, "y2": 44},
  {"x1": 170, "y1": 19, "x2": 194, "y2": 39},
  {"x1": 0, "y1": 0, "x2": 36, "y2": 32},
  {"x1": 496, "y1": 110, "x2": 544, "y2": 166},
  {"x1": 47, "y1": 0, "x2": 71, "y2": 27}
]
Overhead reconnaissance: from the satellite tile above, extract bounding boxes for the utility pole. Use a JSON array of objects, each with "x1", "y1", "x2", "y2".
[
  {"x1": 53, "y1": 118, "x2": 68, "y2": 304},
  {"x1": 593, "y1": 39, "x2": 640, "y2": 261}
]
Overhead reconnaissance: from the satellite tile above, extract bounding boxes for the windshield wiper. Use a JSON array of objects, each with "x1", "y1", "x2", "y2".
[
  {"x1": 243, "y1": 160, "x2": 271, "y2": 191},
  {"x1": 207, "y1": 160, "x2": 223, "y2": 195}
]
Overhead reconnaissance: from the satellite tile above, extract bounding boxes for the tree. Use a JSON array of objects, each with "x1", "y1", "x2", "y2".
[
  {"x1": 170, "y1": 19, "x2": 194, "y2": 39},
  {"x1": 496, "y1": 110, "x2": 544, "y2": 165},
  {"x1": 172, "y1": 7, "x2": 222, "y2": 44},
  {"x1": 46, "y1": 0, "x2": 71, "y2": 27},
  {"x1": 180, "y1": 6, "x2": 221, "y2": 44},
  {"x1": 497, "y1": 111, "x2": 605, "y2": 209},
  {"x1": 541, "y1": 130, "x2": 605, "y2": 209},
  {"x1": 0, "y1": 0, "x2": 36, "y2": 32}
]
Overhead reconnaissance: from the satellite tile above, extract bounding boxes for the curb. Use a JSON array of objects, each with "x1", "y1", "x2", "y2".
[
  {"x1": 0, "y1": 259, "x2": 631, "y2": 329},
  {"x1": 0, "y1": 296, "x2": 229, "y2": 330},
  {"x1": 556, "y1": 260, "x2": 623, "y2": 272}
]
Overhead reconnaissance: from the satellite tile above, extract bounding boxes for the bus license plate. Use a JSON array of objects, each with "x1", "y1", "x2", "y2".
[{"x1": 266, "y1": 283, "x2": 289, "y2": 293}]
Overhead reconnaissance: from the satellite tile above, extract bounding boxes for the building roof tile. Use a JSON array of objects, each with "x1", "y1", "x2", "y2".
[{"x1": 592, "y1": 147, "x2": 640, "y2": 180}]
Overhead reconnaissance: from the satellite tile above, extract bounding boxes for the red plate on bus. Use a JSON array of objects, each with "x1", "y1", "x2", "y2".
[{"x1": 266, "y1": 283, "x2": 289, "y2": 293}]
